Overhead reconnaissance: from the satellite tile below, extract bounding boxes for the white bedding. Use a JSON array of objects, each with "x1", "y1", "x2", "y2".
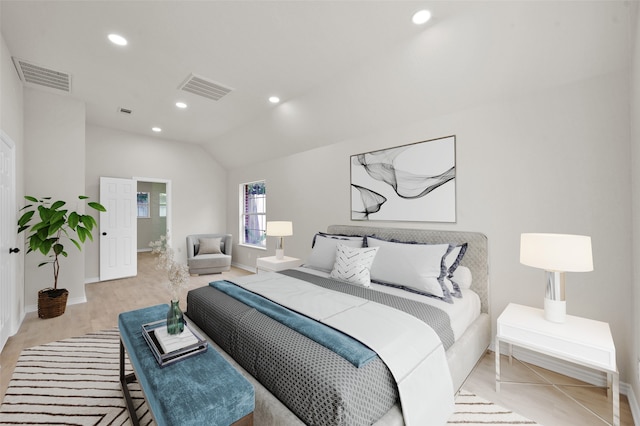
[
  {"x1": 296, "y1": 266, "x2": 481, "y2": 341},
  {"x1": 230, "y1": 271, "x2": 454, "y2": 425}
]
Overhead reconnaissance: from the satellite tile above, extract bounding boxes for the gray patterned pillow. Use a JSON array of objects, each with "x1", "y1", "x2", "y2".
[{"x1": 330, "y1": 244, "x2": 379, "y2": 287}]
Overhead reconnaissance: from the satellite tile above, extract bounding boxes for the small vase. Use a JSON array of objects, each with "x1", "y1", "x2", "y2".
[{"x1": 166, "y1": 299, "x2": 184, "y2": 335}]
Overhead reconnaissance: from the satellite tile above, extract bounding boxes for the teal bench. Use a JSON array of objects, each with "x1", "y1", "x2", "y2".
[{"x1": 118, "y1": 304, "x2": 254, "y2": 426}]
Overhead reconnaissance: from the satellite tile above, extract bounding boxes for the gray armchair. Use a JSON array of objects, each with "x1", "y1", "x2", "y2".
[{"x1": 186, "y1": 234, "x2": 232, "y2": 275}]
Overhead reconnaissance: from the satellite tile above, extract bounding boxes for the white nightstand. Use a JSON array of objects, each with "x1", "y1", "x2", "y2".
[
  {"x1": 496, "y1": 303, "x2": 619, "y2": 426},
  {"x1": 256, "y1": 256, "x2": 302, "y2": 273}
]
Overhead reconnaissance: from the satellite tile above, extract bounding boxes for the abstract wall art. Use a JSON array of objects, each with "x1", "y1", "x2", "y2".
[{"x1": 350, "y1": 135, "x2": 456, "y2": 222}]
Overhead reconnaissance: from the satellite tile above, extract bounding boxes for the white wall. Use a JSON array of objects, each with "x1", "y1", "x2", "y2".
[
  {"x1": 228, "y1": 71, "x2": 633, "y2": 383},
  {"x1": 84, "y1": 125, "x2": 227, "y2": 279},
  {"x1": 1, "y1": 34, "x2": 25, "y2": 331},
  {"x1": 23, "y1": 88, "x2": 86, "y2": 308},
  {"x1": 630, "y1": 0, "x2": 640, "y2": 411}
]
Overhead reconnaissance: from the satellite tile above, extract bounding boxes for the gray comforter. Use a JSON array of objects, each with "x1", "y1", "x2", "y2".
[{"x1": 186, "y1": 270, "x2": 454, "y2": 426}]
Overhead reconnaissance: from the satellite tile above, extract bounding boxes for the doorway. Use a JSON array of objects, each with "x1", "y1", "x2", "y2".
[
  {"x1": 99, "y1": 176, "x2": 171, "y2": 281},
  {"x1": 136, "y1": 181, "x2": 168, "y2": 252}
]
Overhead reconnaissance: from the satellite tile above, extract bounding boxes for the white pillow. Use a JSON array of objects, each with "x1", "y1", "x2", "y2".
[
  {"x1": 366, "y1": 237, "x2": 451, "y2": 301},
  {"x1": 305, "y1": 234, "x2": 364, "y2": 272},
  {"x1": 330, "y1": 244, "x2": 379, "y2": 287},
  {"x1": 447, "y1": 266, "x2": 473, "y2": 289}
]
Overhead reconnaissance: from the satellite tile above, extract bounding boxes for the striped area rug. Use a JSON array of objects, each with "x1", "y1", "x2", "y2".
[
  {"x1": 0, "y1": 329, "x2": 539, "y2": 426},
  {"x1": 448, "y1": 389, "x2": 539, "y2": 425}
]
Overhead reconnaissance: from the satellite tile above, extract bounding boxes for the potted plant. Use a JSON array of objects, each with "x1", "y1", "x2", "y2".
[{"x1": 17, "y1": 195, "x2": 106, "y2": 319}]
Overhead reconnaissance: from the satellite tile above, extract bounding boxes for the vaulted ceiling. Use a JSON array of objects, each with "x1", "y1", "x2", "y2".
[{"x1": 0, "y1": 1, "x2": 633, "y2": 169}]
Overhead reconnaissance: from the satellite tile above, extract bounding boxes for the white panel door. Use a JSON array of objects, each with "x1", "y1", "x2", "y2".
[
  {"x1": 100, "y1": 177, "x2": 137, "y2": 281},
  {"x1": 0, "y1": 132, "x2": 17, "y2": 350}
]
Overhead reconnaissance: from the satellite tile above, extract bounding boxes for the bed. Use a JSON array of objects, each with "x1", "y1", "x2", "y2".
[{"x1": 186, "y1": 225, "x2": 490, "y2": 426}]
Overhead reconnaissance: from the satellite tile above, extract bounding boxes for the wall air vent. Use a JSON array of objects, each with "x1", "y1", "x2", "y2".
[
  {"x1": 179, "y1": 73, "x2": 233, "y2": 101},
  {"x1": 119, "y1": 107, "x2": 133, "y2": 115},
  {"x1": 12, "y1": 57, "x2": 71, "y2": 93}
]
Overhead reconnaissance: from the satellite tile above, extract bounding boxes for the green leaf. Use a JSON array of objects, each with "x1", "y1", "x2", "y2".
[
  {"x1": 24, "y1": 195, "x2": 38, "y2": 202},
  {"x1": 77, "y1": 226, "x2": 87, "y2": 243},
  {"x1": 88, "y1": 202, "x2": 106, "y2": 212},
  {"x1": 37, "y1": 261, "x2": 50, "y2": 268},
  {"x1": 70, "y1": 238, "x2": 81, "y2": 251},
  {"x1": 18, "y1": 210, "x2": 34, "y2": 227},
  {"x1": 17, "y1": 225, "x2": 29, "y2": 234},
  {"x1": 31, "y1": 221, "x2": 48, "y2": 233},
  {"x1": 61, "y1": 251, "x2": 68, "y2": 257},
  {"x1": 50, "y1": 210, "x2": 66, "y2": 222},
  {"x1": 51, "y1": 200, "x2": 66, "y2": 210},
  {"x1": 86, "y1": 215, "x2": 98, "y2": 228},
  {"x1": 53, "y1": 243, "x2": 64, "y2": 255},
  {"x1": 38, "y1": 205, "x2": 50, "y2": 221},
  {"x1": 80, "y1": 215, "x2": 94, "y2": 231},
  {"x1": 68, "y1": 212, "x2": 79, "y2": 229},
  {"x1": 40, "y1": 239, "x2": 53, "y2": 255},
  {"x1": 78, "y1": 195, "x2": 89, "y2": 200},
  {"x1": 36, "y1": 227, "x2": 48, "y2": 241},
  {"x1": 47, "y1": 220, "x2": 64, "y2": 236}
]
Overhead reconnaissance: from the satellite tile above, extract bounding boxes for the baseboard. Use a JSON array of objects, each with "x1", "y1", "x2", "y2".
[
  {"x1": 232, "y1": 262, "x2": 256, "y2": 273},
  {"x1": 626, "y1": 384, "x2": 640, "y2": 425},
  {"x1": 85, "y1": 276, "x2": 100, "y2": 284}
]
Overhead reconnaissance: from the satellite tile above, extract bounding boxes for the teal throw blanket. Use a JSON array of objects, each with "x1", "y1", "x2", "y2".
[{"x1": 209, "y1": 280, "x2": 376, "y2": 368}]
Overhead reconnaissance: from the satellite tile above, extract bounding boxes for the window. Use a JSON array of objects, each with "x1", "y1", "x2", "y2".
[
  {"x1": 137, "y1": 192, "x2": 150, "y2": 218},
  {"x1": 240, "y1": 180, "x2": 266, "y2": 248},
  {"x1": 159, "y1": 192, "x2": 167, "y2": 217}
]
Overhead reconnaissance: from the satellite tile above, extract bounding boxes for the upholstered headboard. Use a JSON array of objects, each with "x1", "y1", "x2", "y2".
[{"x1": 327, "y1": 225, "x2": 490, "y2": 314}]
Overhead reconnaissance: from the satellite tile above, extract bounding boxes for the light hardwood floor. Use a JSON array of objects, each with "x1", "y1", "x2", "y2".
[{"x1": 1, "y1": 253, "x2": 635, "y2": 425}]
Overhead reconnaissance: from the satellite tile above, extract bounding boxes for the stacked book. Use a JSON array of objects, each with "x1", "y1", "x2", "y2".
[{"x1": 142, "y1": 320, "x2": 208, "y2": 367}]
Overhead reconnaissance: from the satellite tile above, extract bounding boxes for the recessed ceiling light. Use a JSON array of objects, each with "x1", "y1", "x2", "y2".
[
  {"x1": 269, "y1": 96, "x2": 280, "y2": 104},
  {"x1": 108, "y1": 33, "x2": 128, "y2": 46},
  {"x1": 175, "y1": 102, "x2": 187, "y2": 109},
  {"x1": 152, "y1": 127, "x2": 162, "y2": 132},
  {"x1": 412, "y1": 10, "x2": 431, "y2": 25}
]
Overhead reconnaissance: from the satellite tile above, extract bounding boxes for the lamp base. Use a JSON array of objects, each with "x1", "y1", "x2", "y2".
[
  {"x1": 275, "y1": 249, "x2": 284, "y2": 260},
  {"x1": 544, "y1": 298, "x2": 566, "y2": 323}
]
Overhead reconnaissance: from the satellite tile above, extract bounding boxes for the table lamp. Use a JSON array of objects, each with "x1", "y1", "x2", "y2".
[
  {"x1": 266, "y1": 221, "x2": 293, "y2": 260},
  {"x1": 520, "y1": 233, "x2": 593, "y2": 323}
]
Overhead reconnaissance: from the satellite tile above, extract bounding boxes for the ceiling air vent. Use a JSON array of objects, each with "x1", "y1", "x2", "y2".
[
  {"x1": 12, "y1": 57, "x2": 71, "y2": 93},
  {"x1": 179, "y1": 73, "x2": 233, "y2": 101}
]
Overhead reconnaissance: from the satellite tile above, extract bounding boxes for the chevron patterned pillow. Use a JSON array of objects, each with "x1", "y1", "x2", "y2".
[{"x1": 330, "y1": 244, "x2": 379, "y2": 287}]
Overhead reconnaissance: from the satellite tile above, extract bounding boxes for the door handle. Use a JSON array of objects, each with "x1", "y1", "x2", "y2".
[{"x1": 9, "y1": 247, "x2": 20, "y2": 254}]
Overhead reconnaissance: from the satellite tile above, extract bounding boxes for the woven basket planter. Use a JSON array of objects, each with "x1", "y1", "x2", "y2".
[{"x1": 38, "y1": 288, "x2": 69, "y2": 319}]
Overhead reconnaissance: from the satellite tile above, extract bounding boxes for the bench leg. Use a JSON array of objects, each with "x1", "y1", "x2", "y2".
[
  {"x1": 232, "y1": 412, "x2": 254, "y2": 426},
  {"x1": 120, "y1": 339, "x2": 140, "y2": 426}
]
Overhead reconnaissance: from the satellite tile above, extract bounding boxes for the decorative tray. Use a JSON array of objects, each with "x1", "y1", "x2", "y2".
[{"x1": 141, "y1": 319, "x2": 208, "y2": 367}]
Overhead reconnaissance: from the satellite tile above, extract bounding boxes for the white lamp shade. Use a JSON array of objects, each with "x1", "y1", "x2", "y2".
[
  {"x1": 266, "y1": 221, "x2": 293, "y2": 237},
  {"x1": 520, "y1": 233, "x2": 593, "y2": 272}
]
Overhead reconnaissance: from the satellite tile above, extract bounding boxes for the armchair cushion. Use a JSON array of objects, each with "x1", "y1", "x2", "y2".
[{"x1": 199, "y1": 237, "x2": 222, "y2": 255}]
